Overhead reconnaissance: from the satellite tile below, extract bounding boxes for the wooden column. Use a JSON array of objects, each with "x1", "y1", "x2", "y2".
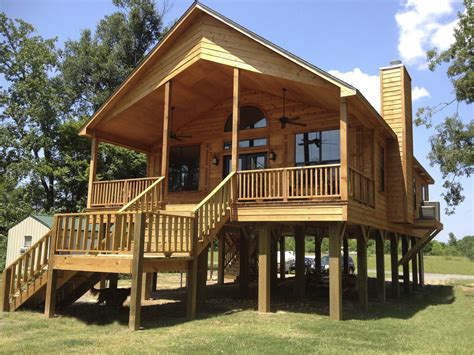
[
  {"x1": 109, "y1": 274, "x2": 118, "y2": 291},
  {"x1": 187, "y1": 218, "x2": 199, "y2": 320},
  {"x1": 390, "y1": 233, "x2": 400, "y2": 299},
  {"x1": 375, "y1": 230, "x2": 386, "y2": 302},
  {"x1": 129, "y1": 213, "x2": 146, "y2": 330},
  {"x1": 161, "y1": 81, "x2": 172, "y2": 204},
  {"x1": 217, "y1": 233, "x2": 225, "y2": 285},
  {"x1": 343, "y1": 237, "x2": 349, "y2": 275},
  {"x1": 329, "y1": 222, "x2": 345, "y2": 321},
  {"x1": 86, "y1": 135, "x2": 99, "y2": 208},
  {"x1": 231, "y1": 68, "x2": 240, "y2": 172},
  {"x1": 357, "y1": 226, "x2": 368, "y2": 311},
  {"x1": 258, "y1": 224, "x2": 271, "y2": 313},
  {"x1": 141, "y1": 272, "x2": 153, "y2": 301},
  {"x1": 315, "y1": 236, "x2": 322, "y2": 273},
  {"x1": 418, "y1": 251, "x2": 424, "y2": 287},
  {"x1": 339, "y1": 97, "x2": 348, "y2": 201},
  {"x1": 1, "y1": 268, "x2": 12, "y2": 312},
  {"x1": 401, "y1": 236, "x2": 410, "y2": 295},
  {"x1": 239, "y1": 232, "x2": 249, "y2": 298},
  {"x1": 294, "y1": 226, "x2": 305, "y2": 298},
  {"x1": 45, "y1": 222, "x2": 58, "y2": 318},
  {"x1": 197, "y1": 246, "x2": 209, "y2": 302},
  {"x1": 411, "y1": 238, "x2": 418, "y2": 290},
  {"x1": 270, "y1": 234, "x2": 278, "y2": 289},
  {"x1": 279, "y1": 236, "x2": 286, "y2": 280},
  {"x1": 152, "y1": 273, "x2": 158, "y2": 292}
]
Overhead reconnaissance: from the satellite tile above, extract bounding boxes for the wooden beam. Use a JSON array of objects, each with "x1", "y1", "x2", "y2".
[
  {"x1": 217, "y1": 233, "x2": 225, "y2": 285},
  {"x1": 258, "y1": 223, "x2": 271, "y2": 313},
  {"x1": 279, "y1": 236, "x2": 286, "y2": 280},
  {"x1": 129, "y1": 213, "x2": 146, "y2": 331},
  {"x1": 357, "y1": 226, "x2": 368, "y2": 311},
  {"x1": 239, "y1": 231, "x2": 249, "y2": 298},
  {"x1": 161, "y1": 80, "x2": 172, "y2": 203},
  {"x1": 401, "y1": 235, "x2": 410, "y2": 295},
  {"x1": 411, "y1": 237, "x2": 418, "y2": 291},
  {"x1": 86, "y1": 135, "x2": 99, "y2": 209},
  {"x1": 390, "y1": 233, "x2": 400, "y2": 299},
  {"x1": 340, "y1": 97, "x2": 348, "y2": 201},
  {"x1": 45, "y1": 220, "x2": 58, "y2": 318},
  {"x1": 376, "y1": 230, "x2": 386, "y2": 302},
  {"x1": 91, "y1": 129, "x2": 151, "y2": 153},
  {"x1": 231, "y1": 67, "x2": 240, "y2": 172},
  {"x1": 329, "y1": 222, "x2": 345, "y2": 321},
  {"x1": 1, "y1": 268, "x2": 12, "y2": 312},
  {"x1": 294, "y1": 225, "x2": 305, "y2": 298},
  {"x1": 141, "y1": 272, "x2": 153, "y2": 301},
  {"x1": 398, "y1": 229, "x2": 440, "y2": 266}
]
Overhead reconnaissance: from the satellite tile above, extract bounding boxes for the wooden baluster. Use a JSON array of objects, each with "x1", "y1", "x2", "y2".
[
  {"x1": 30, "y1": 248, "x2": 36, "y2": 279},
  {"x1": 161, "y1": 214, "x2": 166, "y2": 254},
  {"x1": 23, "y1": 255, "x2": 28, "y2": 283}
]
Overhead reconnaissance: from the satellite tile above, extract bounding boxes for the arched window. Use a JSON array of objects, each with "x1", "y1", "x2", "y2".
[{"x1": 224, "y1": 105, "x2": 267, "y2": 132}]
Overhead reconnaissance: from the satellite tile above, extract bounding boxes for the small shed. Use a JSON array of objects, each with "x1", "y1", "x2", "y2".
[{"x1": 6, "y1": 215, "x2": 53, "y2": 266}]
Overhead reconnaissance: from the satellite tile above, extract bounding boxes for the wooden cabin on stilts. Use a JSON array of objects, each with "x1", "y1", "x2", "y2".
[{"x1": 1, "y1": 2, "x2": 442, "y2": 330}]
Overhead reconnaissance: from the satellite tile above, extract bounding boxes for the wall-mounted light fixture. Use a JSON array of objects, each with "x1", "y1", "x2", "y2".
[
  {"x1": 212, "y1": 155, "x2": 219, "y2": 166},
  {"x1": 269, "y1": 150, "x2": 276, "y2": 161}
]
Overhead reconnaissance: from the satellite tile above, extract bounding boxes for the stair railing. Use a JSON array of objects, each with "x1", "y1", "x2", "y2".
[
  {"x1": 1, "y1": 230, "x2": 52, "y2": 311},
  {"x1": 119, "y1": 176, "x2": 165, "y2": 213},
  {"x1": 191, "y1": 172, "x2": 235, "y2": 243}
]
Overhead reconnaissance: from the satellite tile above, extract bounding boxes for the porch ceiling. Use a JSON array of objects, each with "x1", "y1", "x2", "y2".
[{"x1": 90, "y1": 59, "x2": 341, "y2": 151}]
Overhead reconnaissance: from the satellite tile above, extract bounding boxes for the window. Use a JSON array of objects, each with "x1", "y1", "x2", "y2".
[
  {"x1": 295, "y1": 130, "x2": 340, "y2": 166},
  {"x1": 224, "y1": 106, "x2": 267, "y2": 132},
  {"x1": 223, "y1": 153, "x2": 267, "y2": 177},
  {"x1": 24, "y1": 235, "x2": 32, "y2": 248},
  {"x1": 380, "y1": 147, "x2": 385, "y2": 192},
  {"x1": 168, "y1": 145, "x2": 200, "y2": 192},
  {"x1": 223, "y1": 138, "x2": 268, "y2": 150}
]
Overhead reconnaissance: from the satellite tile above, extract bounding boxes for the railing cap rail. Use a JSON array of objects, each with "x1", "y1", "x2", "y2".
[
  {"x1": 92, "y1": 176, "x2": 160, "y2": 184},
  {"x1": 4, "y1": 230, "x2": 51, "y2": 269},
  {"x1": 119, "y1": 176, "x2": 165, "y2": 212},
  {"x1": 236, "y1": 163, "x2": 341, "y2": 174}
]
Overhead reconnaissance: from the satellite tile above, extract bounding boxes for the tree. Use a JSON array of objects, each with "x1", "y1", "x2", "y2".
[
  {"x1": 0, "y1": 1, "x2": 167, "y2": 259},
  {"x1": 457, "y1": 236, "x2": 474, "y2": 260},
  {"x1": 416, "y1": 0, "x2": 473, "y2": 214}
]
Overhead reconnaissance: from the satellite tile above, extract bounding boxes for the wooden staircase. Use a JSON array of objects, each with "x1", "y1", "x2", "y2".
[{"x1": 1, "y1": 173, "x2": 235, "y2": 313}]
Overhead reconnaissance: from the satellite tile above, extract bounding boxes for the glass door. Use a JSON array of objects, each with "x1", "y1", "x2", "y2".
[{"x1": 223, "y1": 152, "x2": 267, "y2": 177}]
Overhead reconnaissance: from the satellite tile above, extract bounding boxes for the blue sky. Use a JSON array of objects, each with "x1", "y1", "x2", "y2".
[{"x1": 2, "y1": 0, "x2": 472, "y2": 241}]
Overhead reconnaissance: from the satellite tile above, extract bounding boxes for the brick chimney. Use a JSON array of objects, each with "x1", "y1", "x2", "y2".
[{"x1": 380, "y1": 61, "x2": 414, "y2": 223}]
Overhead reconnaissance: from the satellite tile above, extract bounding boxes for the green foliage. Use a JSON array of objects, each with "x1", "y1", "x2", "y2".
[
  {"x1": 416, "y1": 0, "x2": 473, "y2": 214},
  {"x1": 426, "y1": 234, "x2": 474, "y2": 260},
  {"x1": 0, "y1": 1, "x2": 165, "y2": 244},
  {"x1": 0, "y1": 233, "x2": 6, "y2": 271}
]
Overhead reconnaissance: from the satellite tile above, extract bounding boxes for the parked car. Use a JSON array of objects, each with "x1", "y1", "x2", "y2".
[
  {"x1": 320, "y1": 255, "x2": 355, "y2": 274},
  {"x1": 289, "y1": 257, "x2": 315, "y2": 273}
]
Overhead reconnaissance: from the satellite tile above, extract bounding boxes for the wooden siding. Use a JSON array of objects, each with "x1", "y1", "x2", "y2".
[{"x1": 6, "y1": 217, "x2": 50, "y2": 266}]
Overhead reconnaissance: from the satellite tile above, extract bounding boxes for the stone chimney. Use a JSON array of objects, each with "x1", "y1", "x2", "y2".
[{"x1": 380, "y1": 61, "x2": 414, "y2": 223}]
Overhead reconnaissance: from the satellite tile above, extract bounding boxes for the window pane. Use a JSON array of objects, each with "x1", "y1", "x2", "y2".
[
  {"x1": 321, "y1": 130, "x2": 340, "y2": 162},
  {"x1": 295, "y1": 130, "x2": 340, "y2": 166},
  {"x1": 224, "y1": 138, "x2": 267, "y2": 150},
  {"x1": 168, "y1": 145, "x2": 200, "y2": 192},
  {"x1": 24, "y1": 236, "x2": 32, "y2": 248},
  {"x1": 224, "y1": 106, "x2": 267, "y2": 132}
]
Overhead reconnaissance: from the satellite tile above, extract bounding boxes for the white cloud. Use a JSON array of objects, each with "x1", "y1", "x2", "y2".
[
  {"x1": 395, "y1": 0, "x2": 459, "y2": 66},
  {"x1": 412, "y1": 86, "x2": 431, "y2": 101},
  {"x1": 328, "y1": 68, "x2": 381, "y2": 112},
  {"x1": 329, "y1": 68, "x2": 431, "y2": 111}
]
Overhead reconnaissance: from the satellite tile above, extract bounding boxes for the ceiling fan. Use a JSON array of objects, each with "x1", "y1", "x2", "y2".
[
  {"x1": 279, "y1": 88, "x2": 307, "y2": 129},
  {"x1": 169, "y1": 107, "x2": 192, "y2": 141}
]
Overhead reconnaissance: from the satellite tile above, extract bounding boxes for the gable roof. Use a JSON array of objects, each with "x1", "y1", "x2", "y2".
[
  {"x1": 79, "y1": 1, "x2": 396, "y2": 141},
  {"x1": 31, "y1": 215, "x2": 54, "y2": 228}
]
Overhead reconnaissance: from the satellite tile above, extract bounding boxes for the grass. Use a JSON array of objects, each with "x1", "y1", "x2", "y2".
[{"x1": 1, "y1": 280, "x2": 473, "y2": 353}]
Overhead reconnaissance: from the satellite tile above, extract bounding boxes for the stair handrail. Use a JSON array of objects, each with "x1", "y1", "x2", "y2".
[
  {"x1": 1, "y1": 230, "x2": 52, "y2": 310},
  {"x1": 119, "y1": 176, "x2": 165, "y2": 212},
  {"x1": 191, "y1": 172, "x2": 235, "y2": 242}
]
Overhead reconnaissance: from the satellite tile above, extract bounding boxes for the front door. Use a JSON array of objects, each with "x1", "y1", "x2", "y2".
[{"x1": 223, "y1": 152, "x2": 267, "y2": 177}]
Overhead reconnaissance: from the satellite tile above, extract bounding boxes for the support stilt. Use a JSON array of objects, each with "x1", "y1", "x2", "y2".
[
  {"x1": 390, "y1": 233, "x2": 400, "y2": 299},
  {"x1": 258, "y1": 224, "x2": 271, "y2": 313},
  {"x1": 402, "y1": 236, "x2": 410, "y2": 295},
  {"x1": 411, "y1": 237, "x2": 418, "y2": 291},
  {"x1": 239, "y1": 232, "x2": 249, "y2": 298},
  {"x1": 357, "y1": 226, "x2": 368, "y2": 311},
  {"x1": 376, "y1": 230, "x2": 386, "y2": 302},
  {"x1": 294, "y1": 226, "x2": 305, "y2": 298},
  {"x1": 329, "y1": 222, "x2": 345, "y2": 320},
  {"x1": 279, "y1": 236, "x2": 286, "y2": 280}
]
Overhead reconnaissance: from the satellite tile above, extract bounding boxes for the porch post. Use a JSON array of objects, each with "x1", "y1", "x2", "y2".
[
  {"x1": 376, "y1": 230, "x2": 386, "y2": 302},
  {"x1": 411, "y1": 237, "x2": 418, "y2": 290},
  {"x1": 161, "y1": 81, "x2": 172, "y2": 204},
  {"x1": 231, "y1": 68, "x2": 240, "y2": 172},
  {"x1": 258, "y1": 223, "x2": 271, "y2": 313},
  {"x1": 45, "y1": 221, "x2": 58, "y2": 318},
  {"x1": 340, "y1": 97, "x2": 348, "y2": 201},
  {"x1": 279, "y1": 236, "x2": 286, "y2": 280},
  {"x1": 86, "y1": 134, "x2": 99, "y2": 209},
  {"x1": 294, "y1": 225, "x2": 305, "y2": 298},
  {"x1": 329, "y1": 222, "x2": 345, "y2": 321},
  {"x1": 357, "y1": 226, "x2": 368, "y2": 311},
  {"x1": 390, "y1": 233, "x2": 400, "y2": 299},
  {"x1": 129, "y1": 213, "x2": 146, "y2": 330},
  {"x1": 1, "y1": 268, "x2": 12, "y2": 312},
  {"x1": 401, "y1": 235, "x2": 410, "y2": 295}
]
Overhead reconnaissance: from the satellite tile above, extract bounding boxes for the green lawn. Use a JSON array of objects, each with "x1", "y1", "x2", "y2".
[{"x1": 0, "y1": 282, "x2": 473, "y2": 353}]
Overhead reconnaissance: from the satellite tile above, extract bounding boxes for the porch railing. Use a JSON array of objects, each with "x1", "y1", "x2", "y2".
[
  {"x1": 53, "y1": 211, "x2": 193, "y2": 255},
  {"x1": 236, "y1": 164, "x2": 341, "y2": 202},
  {"x1": 348, "y1": 167, "x2": 375, "y2": 207},
  {"x1": 90, "y1": 177, "x2": 160, "y2": 208}
]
